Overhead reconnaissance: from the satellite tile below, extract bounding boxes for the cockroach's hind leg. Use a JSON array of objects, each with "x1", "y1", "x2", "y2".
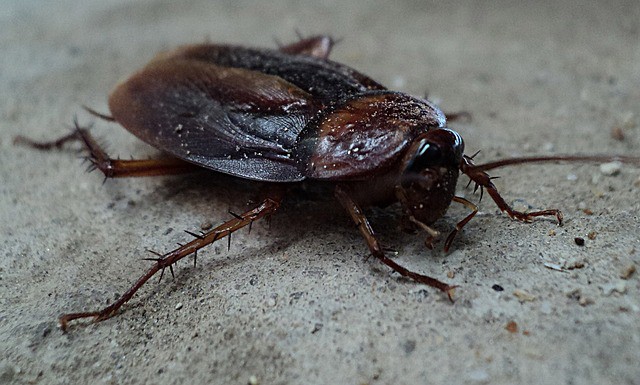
[
  {"x1": 278, "y1": 34, "x2": 336, "y2": 59},
  {"x1": 59, "y1": 196, "x2": 282, "y2": 331},
  {"x1": 72, "y1": 125, "x2": 199, "y2": 178},
  {"x1": 461, "y1": 156, "x2": 563, "y2": 225},
  {"x1": 14, "y1": 129, "x2": 82, "y2": 150},
  {"x1": 335, "y1": 185, "x2": 457, "y2": 301},
  {"x1": 16, "y1": 121, "x2": 198, "y2": 178}
]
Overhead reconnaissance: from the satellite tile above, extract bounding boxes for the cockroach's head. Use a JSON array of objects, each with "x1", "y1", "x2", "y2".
[{"x1": 396, "y1": 128, "x2": 464, "y2": 225}]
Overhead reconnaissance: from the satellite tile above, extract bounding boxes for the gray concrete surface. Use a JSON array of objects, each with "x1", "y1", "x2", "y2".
[{"x1": 1, "y1": 1, "x2": 639, "y2": 384}]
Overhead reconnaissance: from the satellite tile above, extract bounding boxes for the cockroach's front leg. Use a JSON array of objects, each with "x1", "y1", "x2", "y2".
[
  {"x1": 278, "y1": 35, "x2": 335, "y2": 59},
  {"x1": 335, "y1": 186, "x2": 457, "y2": 300},
  {"x1": 461, "y1": 156, "x2": 563, "y2": 224},
  {"x1": 59, "y1": 195, "x2": 282, "y2": 330},
  {"x1": 15, "y1": 123, "x2": 198, "y2": 178},
  {"x1": 443, "y1": 196, "x2": 479, "y2": 251}
]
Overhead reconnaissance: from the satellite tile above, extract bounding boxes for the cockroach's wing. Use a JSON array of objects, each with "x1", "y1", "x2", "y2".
[
  {"x1": 159, "y1": 44, "x2": 386, "y2": 101},
  {"x1": 296, "y1": 92, "x2": 446, "y2": 180},
  {"x1": 109, "y1": 58, "x2": 318, "y2": 182}
]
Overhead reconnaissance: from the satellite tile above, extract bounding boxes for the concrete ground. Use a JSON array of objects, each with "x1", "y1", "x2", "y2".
[{"x1": 1, "y1": 1, "x2": 639, "y2": 384}]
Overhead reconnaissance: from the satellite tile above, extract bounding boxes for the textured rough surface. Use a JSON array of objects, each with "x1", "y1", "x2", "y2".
[{"x1": 1, "y1": 1, "x2": 639, "y2": 384}]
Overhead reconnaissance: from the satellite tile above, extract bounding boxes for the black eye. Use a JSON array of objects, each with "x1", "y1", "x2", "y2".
[{"x1": 406, "y1": 140, "x2": 442, "y2": 173}]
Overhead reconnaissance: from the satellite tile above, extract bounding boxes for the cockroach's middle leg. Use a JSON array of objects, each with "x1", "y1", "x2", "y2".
[
  {"x1": 15, "y1": 123, "x2": 198, "y2": 178},
  {"x1": 335, "y1": 185, "x2": 457, "y2": 300},
  {"x1": 59, "y1": 195, "x2": 282, "y2": 330},
  {"x1": 444, "y1": 196, "x2": 479, "y2": 252}
]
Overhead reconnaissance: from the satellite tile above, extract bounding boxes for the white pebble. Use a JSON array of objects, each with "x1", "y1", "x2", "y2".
[{"x1": 599, "y1": 161, "x2": 622, "y2": 176}]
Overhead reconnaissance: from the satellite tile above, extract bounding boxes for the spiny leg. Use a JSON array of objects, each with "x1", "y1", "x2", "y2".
[
  {"x1": 461, "y1": 156, "x2": 563, "y2": 224},
  {"x1": 278, "y1": 34, "x2": 336, "y2": 59},
  {"x1": 15, "y1": 122, "x2": 198, "y2": 178},
  {"x1": 334, "y1": 185, "x2": 456, "y2": 300},
  {"x1": 462, "y1": 153, "x2": 640, "y2": 222},
  {"x1": 59, "y1": 196, "x2": 282, "y2": 330}
]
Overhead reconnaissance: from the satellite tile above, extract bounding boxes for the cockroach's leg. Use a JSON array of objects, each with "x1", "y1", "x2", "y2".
[
  {"x1": 59, "y1": 196, "x2": 282, "y2": 331},
  {"x1": 395, "y1": 187, "x2": 440, "y2": 249},
  {"x1": 461, "y1": 153, "x2": 640, "y2": 222},
  {"x1": 14, "y1": 131, "x2": 80, "y2": 150},
  {"x1": 335, "y1": 185, "x2": 457, "y2": 300},
  {"x1": 15, "y1": 124, "x2": 198, "y2": 178},
  {"x1": 461, "y1": 157, "x2": 563, "y2": 224},
  {"x1": 444, "y1": 196, "x2": 479, "y2": 252},
  {"x1": 278, "y1": 35, "x2": 335, "y2": 59},
  {"x1": 406, "y1": 215, "x2": 440, "y2": 250}
]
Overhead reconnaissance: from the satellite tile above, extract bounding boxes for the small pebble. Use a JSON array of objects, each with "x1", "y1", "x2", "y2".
[
  {"x1": 599, "y1": 161, "x2": 622, "y2": 176},
  {"x1": 587, "y1": 231, "x2": 597, "y2": 240},
  {"x1": 505, "y1": 321, "x2": 518, "y2": 333},
  {"x1": 175, "y1": 302, "x2": 183, "y2": 310},
  {"x1": 248, "y1": 375, "x2": 259, "y2": 385},
  {"x1": 579, "y1": 296, "x2": 594, "y2": 306},
  {"x1": 513, "y1": 289, "x2": 536, "y2": 302},
  {"x1": 492, "y1": 284, "x2": 504, "y2": 292},
  {"x1": 574, "y1": 237, "x2": 585, "y2": 246},
  {"x1": 620, "y1": 264, "x2": 636, "y2": 280}
]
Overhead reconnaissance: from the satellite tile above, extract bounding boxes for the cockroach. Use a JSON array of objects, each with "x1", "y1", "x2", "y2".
[{"x1": 15, "y1": 35, "x2": 640, "y2": 330}]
